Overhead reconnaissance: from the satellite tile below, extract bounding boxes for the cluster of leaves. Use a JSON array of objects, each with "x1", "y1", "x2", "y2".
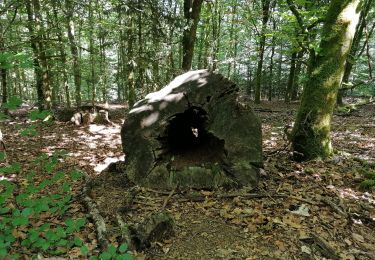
[
  {"x1": 0, "y1": 150, "x2": 87, "y2": 257},
  {"x1": 0, "y1": 96, "x2": 132, "y2": 259},
  {"x1": 359, "y1": 165, "x2": 375, "y2": 190}
]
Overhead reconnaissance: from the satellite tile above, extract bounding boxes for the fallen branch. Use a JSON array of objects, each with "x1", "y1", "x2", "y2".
[
  {"x1": 162, "y1": 187, "x2": 176, "y2": 209},
  {"x1": 310, "y1": 233, "x2": 340, "y2": 260},
  {"x1": 116, "y1": 213, "x2": 134, "y2": 251},
  {"x1": 81, "y1": 172, "x2": 109, "y2": 250},
  {"x1": 320, "y1": 197, "x2": 348, "y2": 218}
]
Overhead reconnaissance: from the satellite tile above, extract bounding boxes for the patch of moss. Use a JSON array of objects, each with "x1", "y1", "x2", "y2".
[
  {"x1": 359, "y1": 179, "x2": 375, "y2": 190},
  {"x1": 363, "y1": 172, "x2": 375, "y2": 180}
]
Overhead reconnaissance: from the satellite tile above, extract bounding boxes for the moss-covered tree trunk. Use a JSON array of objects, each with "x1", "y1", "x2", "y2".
[{"x1": 291, "y1": 0, "x2": 362, "y2": 161}]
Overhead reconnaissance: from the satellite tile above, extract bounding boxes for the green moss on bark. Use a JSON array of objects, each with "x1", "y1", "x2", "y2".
[{"x1": 291, "y1": 0, "x2": 362, "y2": 161}]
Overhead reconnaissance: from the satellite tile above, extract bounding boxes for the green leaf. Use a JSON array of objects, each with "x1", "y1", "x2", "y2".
[
  {"x1": 12, "y1": 216, "x2": 29, "y2": 226},
  {"x1": 20, "y1": 126, "x2": 38, "y2": 137},
  {"x1": 0, "y1": 207, "x2": 10, "y2": 215},
  {"x1": 29, "y1": 110, "x2": 51, "y2": 121},
  {"x1": 118, "y1": 243, "x2": 128, "y2": 253},
  {"x1": 107, "y1": 244, "x2": 116, "y2": 255},
  {"x1": 99, "y1": 252, "x2": 112, "y2": 260},
  {"x1": 61, "y1": 182, "x2": 71, "y2": 192},
  {"x1": 57, "y1": 239, "x2": 68, "y2": 246},
  {"x1": 0, "y1": 248, "x2": 7, "y2": 256},
  {"x1": 116, "y1": 254, "x2": 133, "y2": 260},
  {"x1": 0, "y1": 152, "x2": 6, "y2": 161},
  {"x1": 74, "y1": 237, "x2": 83, "y2": 246},
  {"x1": 4, "y1": 96, "x2": 22, "y2": 110},
  {"x1": 21, "y1": 208, "x2": 33, "y2": 217},
  {"x1": 0, "y1": 163, "x2": 21, "y2": 174},
  {"x1": 80, "y1": 245, "x2": 89, "y2": 255},
  {"x1": 70, "y1": 170, "x2": 83, "y2": 180}
]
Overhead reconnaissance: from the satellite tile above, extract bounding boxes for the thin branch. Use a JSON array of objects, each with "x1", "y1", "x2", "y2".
[{"x1": 286, "y1": 0, "x2": 306, "y2": 32}]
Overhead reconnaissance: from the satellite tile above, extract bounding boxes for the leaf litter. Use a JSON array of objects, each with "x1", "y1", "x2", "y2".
[{"x1": 0, "y1": 102, "x2": 374, "y2": 259}]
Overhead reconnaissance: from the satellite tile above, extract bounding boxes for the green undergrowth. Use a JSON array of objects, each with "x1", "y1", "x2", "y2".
[
  {"x1": 354, "y1": 158, "x2": 375, "y2": 190},
  {"x1": 0, "y1": 96, "x2": 132, "y2": 259}
]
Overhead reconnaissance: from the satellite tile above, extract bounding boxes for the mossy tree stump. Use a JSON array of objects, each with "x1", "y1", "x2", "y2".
[{"x1": 121, "y1": 70, "x2": 262, "y2": 189}]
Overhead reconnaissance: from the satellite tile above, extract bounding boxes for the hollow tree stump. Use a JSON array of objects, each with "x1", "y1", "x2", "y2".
[{"x1": 121, "y1": 70, "x2": 262, "y2": 189}]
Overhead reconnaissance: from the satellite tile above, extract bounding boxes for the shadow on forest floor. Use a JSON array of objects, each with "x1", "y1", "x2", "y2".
[{"x1": 1, "y1": 101, "x2": 374, "y2": 259}]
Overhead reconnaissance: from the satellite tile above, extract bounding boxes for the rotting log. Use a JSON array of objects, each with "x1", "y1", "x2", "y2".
[{"x1": 121, "y1": 70, "x2": 262, "y2": 189}]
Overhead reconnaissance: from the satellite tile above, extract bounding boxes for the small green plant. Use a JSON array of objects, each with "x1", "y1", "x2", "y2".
[
  {"x1": 360, "y1": 179, "x2": 375, "y2": 190},
  {"x1": 87, "y1": 244, "x2": 133, "y2": 260},
  {"x1": 0, "y1": 97, "x2": 132, "y2": 258}
]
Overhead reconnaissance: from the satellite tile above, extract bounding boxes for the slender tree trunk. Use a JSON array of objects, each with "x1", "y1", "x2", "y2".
[
  {"x1": 127, "y1": 13, "x2": 136, "y2": 107},
  {"x1": 181, "y1": 0, "x2": 204, "y2": 71},
  {"x1": 65, "y1": 0, "x2": 81, "y2": 107},
  {"x1": 0, "y1": 64, "x2": 6, "y2": 106},
  {"x1": 211, "y1": 0, "x2": 222, "y2": 71},
  {"x1": 364, "y1": 23, "x2": 373, "y2": 78},
  {"x1": 291, "y1": 0, "x2": 362, "y2": 161},
  {"x1": 0, "y1": 34, "x2": 7, "y2": 106},
  {"x1": 227, "y1": 3, "x2": 237, "y2": 78},
  {"x1": 25, "y1": 0, "x2": 44, "y2": 110},
  {"x1": 32, "y1": 0, "x2": 52, "y2": 110},
  {"x1": 52, "y1": 3, "x2": 70, "y2": 107},
  {"x1": 88, "y1": 0, "x2": 96, "y2": 105},
  {"x1": 285, "y1": 51, "x2": 297, "y2": 103},
  {"x1": 337, "y1": 0, "x2": 373, "y2": 105},
  {"x1": 136, "y1": 0, "x2": 144, "y2": 95},
  {"x1": 291, "y1": 51, "x2": 304, "y2": 101},
  {"x1": 268, "y1": 19, "x2": 276, "y2": 101},
  {"x1": 246, "y1": 62, "x2": 252, "y2": 96},
  {"x1": 254, "y1": 0, "x2": 271, "y2": 104},
  {"x1": 277, "y1": 44, "x2": 283, "y2": 100}
]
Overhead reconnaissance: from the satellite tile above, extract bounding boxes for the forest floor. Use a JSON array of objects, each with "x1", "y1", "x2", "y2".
[{"x1": 1, "y1": 100, "x2": 374, "y2": 259}]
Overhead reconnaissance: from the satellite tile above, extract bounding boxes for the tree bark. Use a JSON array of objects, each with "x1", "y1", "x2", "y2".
[
  {"x1": 25, "y1": 0, "x2": 45, "y2": 110},
  {"x1": 52, "y1": 3, "x2": 70, "y2": 108},
  {"x1": 337, "y1": 0, "x2": 373, "y2": 105},
  {"x1": 291, "y1": 0, "x2": 362, "y2": 161},
  {"x1": 254, "y1": 0, "x2": 271, "y2": 104},
  {"x1": 291, "y1": 51, "x2": 304, "y2": 101},
  {"x1": 65, "y1": 0, "x2": 81, "y2": 107},
  {"x1": 181, "y1": 0, "x2": 204, "y2": 71},
  {"x1": 285, "y1": 51, "x2": 297, "y2": 103}
]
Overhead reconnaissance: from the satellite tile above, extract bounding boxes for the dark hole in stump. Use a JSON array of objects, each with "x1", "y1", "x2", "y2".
[{"x1": 161, "y1": 106, "x2": 226, "y2": 169}]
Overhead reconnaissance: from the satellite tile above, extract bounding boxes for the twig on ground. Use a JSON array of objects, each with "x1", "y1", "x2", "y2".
[
  {"x1": 289, "y1": 195, "x2": 318, "y2": 205},
  {"x1": 162, "y1": 187, "x2": 176, "y2": 209},
  {"x1": 310, "y1": 233, "x2": 340, "y2": 260},
  {"x1": 146, "y1": 188, "x2": 174, "y2": 195},
  {"x1": 320, "y1": 197, "x2": 348, "y2": 217}
]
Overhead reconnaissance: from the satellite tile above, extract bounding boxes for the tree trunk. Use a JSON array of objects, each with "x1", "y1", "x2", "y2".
[
  {"x1": 181, "y1": 0, "x2": 204, "y2": 71},
  {"x1": 52, "y1": 3, "x2": 70, "y2": 108},
  {"x1": 211, "y1": 0, "x2": 222, "y2": 71},
  {"x1": 291, "y1": 0, "x2": 362, "y2": 161},
  {"x1": 254, "y1": 0, "x2": 271, "y2": 104},
  {"x1": 277, "y1": 44, "x2": 283, "y2": 100},
  {"x1": 268, "y1": 18, "x2": 276, "y2": 101},
  {"x1": 211, "y1": 0, "x2": 222, "y2": 72},
  {"x1": 291, "y1": 51, "x2": 304, "y2": 101},
  {"x1": 65, "y1": 0, "x2": 81, "y2": 107},
  {"x1": 285, "y1": 51, "x2": 297, "y2": 103},
  {"x1": 337, "y1": 0, "x2": 373, "y2": 105},
  {"x1": 32, "y1": 0, "x2": 52, "y2": 110},
  {"x1": 25, "y1": 0, "x2": 45, "y2": 110},
  {"x1": 127, "y1": 14, "x2": 136, "y2": 107}
]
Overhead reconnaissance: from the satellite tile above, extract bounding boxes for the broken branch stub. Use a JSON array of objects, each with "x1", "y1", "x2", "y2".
[{"x1": 121, "y1": 70, "x2": 262, "y2": 189}]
